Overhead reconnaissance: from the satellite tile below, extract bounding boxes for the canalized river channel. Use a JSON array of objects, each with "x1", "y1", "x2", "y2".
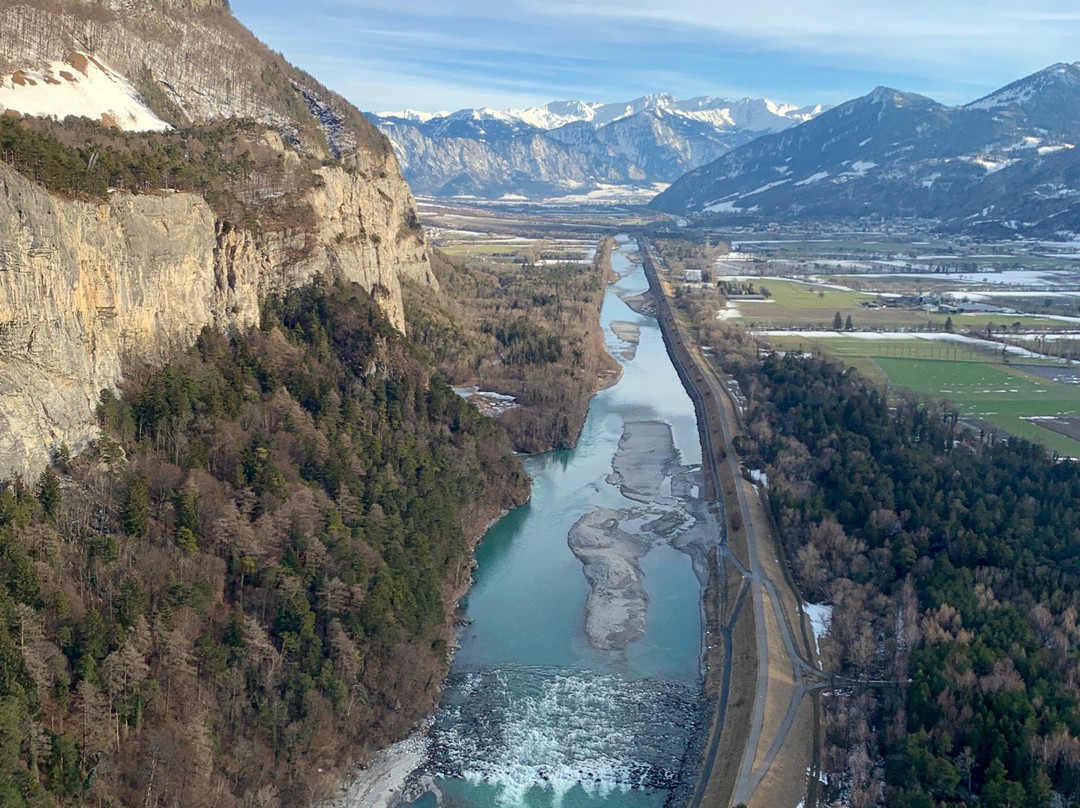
[{"x1": 406, "y1": 237, "x2": 712, "y2": 808}]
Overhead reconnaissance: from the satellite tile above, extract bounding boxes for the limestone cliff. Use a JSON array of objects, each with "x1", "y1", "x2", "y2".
[
  {"x1": 0, "y1": 152, "x2": 432, "y2": 481},
  {"x1": 0, "y1": 0, "x2": 434, "y2": 320},
  {"x1": 0, "y1": 0, "x2": 437, "y2": 481}
]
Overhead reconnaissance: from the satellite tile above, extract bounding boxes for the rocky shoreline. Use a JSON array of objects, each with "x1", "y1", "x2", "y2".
[{"x1": 320, "y1": 730, "x2": 431, "y2": 808}]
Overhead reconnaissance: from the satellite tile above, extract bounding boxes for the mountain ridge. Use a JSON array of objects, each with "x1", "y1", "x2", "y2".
[
  {"x1": 0, "y1": 0, "x2": 434, "y2": 480},
  {"x1": 650, "y1": 62, "x2": 1080, "y2": 236},
  {"x1": 369, "y1": 93, "x2": 828, "y2": 199}
]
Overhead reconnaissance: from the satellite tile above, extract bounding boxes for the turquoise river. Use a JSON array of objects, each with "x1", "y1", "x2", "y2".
[{"x1": 408, "y1": 236, "x2": 711, "y2": 808}]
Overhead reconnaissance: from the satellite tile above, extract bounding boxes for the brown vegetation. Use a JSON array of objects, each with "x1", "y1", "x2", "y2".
[
  {"x1": 0, "y1": 281, "x2": 527, "y2": 807},
  {"x1": 404, "y1": 237, "x2": 620, "y2": 452}
]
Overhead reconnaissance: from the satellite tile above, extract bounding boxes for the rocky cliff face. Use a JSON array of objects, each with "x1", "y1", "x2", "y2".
[
  {"x1": 0, "y1": 0, "x2": 436, "y2": 481},
  {"x1": 0, "y1": 151, "x2": 432, "y2": 482}
]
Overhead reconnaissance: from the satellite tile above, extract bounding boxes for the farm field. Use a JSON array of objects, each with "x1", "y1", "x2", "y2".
[
  {"x1": 722, "y1": 278, "x2": 1056, "y2": 330},
  {"x1": 765, "y1": 331, "x2": 1080, "y2": 455},
  {"x1": 871, "y1": 358, "x2": 1080, "y2": 455}
]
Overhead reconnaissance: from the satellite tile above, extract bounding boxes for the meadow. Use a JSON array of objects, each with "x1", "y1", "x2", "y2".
[
  {"x1": 767, "y1": 331, "x2": 1080, "y2": 455},
  {"x1": 725, "y1": 278, "x2": 1054, "y2": 331}
]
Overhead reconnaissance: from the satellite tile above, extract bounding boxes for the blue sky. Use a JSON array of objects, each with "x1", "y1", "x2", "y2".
[{"x1": 229, "y1": 0, "x2": 1080, "y2": 113}]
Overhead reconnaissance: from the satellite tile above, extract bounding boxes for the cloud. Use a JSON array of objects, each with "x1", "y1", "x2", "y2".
[
  {"x1": 539, "y1": 0, "x2": 1077, "y2": 73},
  {"x1": 229, "y1": 0, "x2": 1080, "y2": 111}
]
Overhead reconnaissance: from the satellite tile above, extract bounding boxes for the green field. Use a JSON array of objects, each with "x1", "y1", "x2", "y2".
[
  {"x1": 725, "y1": 279, "x2": 1060, "y2": 331},
  {"x1": 763, "y1": 332, "x2": 1080, "y2": 455},
  {"x1": 874, "y1": 358, "x2": 1080, "y2": 455},
  {"x1": 768, "y1": 335, "x2": 1001, "y2": 362}
]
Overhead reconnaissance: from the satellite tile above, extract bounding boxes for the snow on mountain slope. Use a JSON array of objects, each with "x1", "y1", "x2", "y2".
[
  {"x1": 672, "y1": 97, "x2": 826, "y2": 131},
  {"x1": 384, "y1": 94, "x2": 826, "y2": 134},
  {"x1": 368, "y1": 93, "x2": 827, "y2": 198},
  {"x1": 967, "y1": 62, "x2": 1080, "y2": 111},
  {"x1": 651, "y1": 63, "x2": 1080, "y2": 237},
  {"x1": 0, "y1": 52, "x2": 169, "y2": 131},
  {"x1": 377, "y1": 109, "x2": 451, "y2": 123}
]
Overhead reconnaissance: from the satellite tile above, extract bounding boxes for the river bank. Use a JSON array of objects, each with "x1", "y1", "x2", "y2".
[
  {"x1": 324, "y1": 235, "x2": 669, "y2": 808},
  {"x1": 396, "y1": 235, "x2": 708, "y2": 808},
  {"x1": 323, "y1": 732, "x2": 431, "y2": 808},
  {"x1": 640, "y1": 237, "x2": 818, "y2": 808},
  {"x1": 321, "y1": 238, "x2": 623, "y2": 808}
]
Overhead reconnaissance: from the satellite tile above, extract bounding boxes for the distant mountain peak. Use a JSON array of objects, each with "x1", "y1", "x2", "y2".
[
  {"x1": 967, "y1": 61, "x2": 1080, "y2": 110},
  {"x1": 651, "y1": 60, "x2": 1080, "y2": 238},
  {"x1": 372, "y1": 93, "x2": 825, "y2": 133},
  {"x1": 865, "y1": 86, "x2": 935, "y2": 107},
  {"x1": 376, "y1": 109, "x2": 450, "y2": 123},
  {"x1": 366, "y1": 92, "x2": 828, "y2": 198}
]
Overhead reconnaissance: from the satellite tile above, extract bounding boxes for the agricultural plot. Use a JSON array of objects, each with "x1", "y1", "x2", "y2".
[
  {"x1": 719, "y1": 278, "x2": 1054, "y2": 331},
  {"x1": 874, "y1": 357, "x2": 1080, "y2": 456},
  {"x1": 763, "y1": 332, "x2": 1080, "y2": 455},
  {"x1": 707, "y1": 240, "x2": 1080, "y2": 455}
]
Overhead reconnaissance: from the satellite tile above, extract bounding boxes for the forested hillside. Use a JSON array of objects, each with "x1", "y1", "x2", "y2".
[
  {"x1": 404, "y1": 240, "x2": 620, "y2": 452},
  {"x1": 725, "y1": 349, "x2": 1080, "y2": 807},
  {"x1": 0, "y1": 281, "x2": 527, "y2": 807},
  {"x1": 0, "y1": 115, "x2": 319, "y2": 227}
]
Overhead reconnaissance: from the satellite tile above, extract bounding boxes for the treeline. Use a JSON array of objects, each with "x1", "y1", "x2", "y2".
[
  {"x1": 727, "y1": 351, "x2": 1080, "y2": 807},
  {"x1": 653, "y1": 236, "x2": 728, "y2": 275},
  {"x1": 0, "y1": 115, "x2": 318, "y2": 226},
  {"x1": 404, "y1": 241, "x2": 619, "y2": 452},
  {"x1": 717, "y1": 280, "x2": 771, "y2": 299},
  {"x1": 0, "y1": 281, "x2": 527, "y2": 807}
]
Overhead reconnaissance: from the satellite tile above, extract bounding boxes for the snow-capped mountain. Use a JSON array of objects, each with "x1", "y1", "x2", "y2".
[
  {"x1": 650, "y1": 63, "x2": 1080, "y2": 236},
  {"x1": 367, "y1": 94, "x2": 826, "y2": 199}
]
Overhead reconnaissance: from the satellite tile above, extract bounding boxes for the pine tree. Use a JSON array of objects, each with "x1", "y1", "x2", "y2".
[
  {"x1": 36, "y1": 468, "x2": 61, "y2": 521},
  {"x1": 122, "y1": 474, "x2": 149, "y2": 537}
]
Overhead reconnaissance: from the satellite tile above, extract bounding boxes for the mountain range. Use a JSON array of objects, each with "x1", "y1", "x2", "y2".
[
  {"x1": 651, "y1": 62, "x2": 1080, "y2": 237},
  {"x1": 368, "y1": 94, "x2": 826, "y2": 199}
]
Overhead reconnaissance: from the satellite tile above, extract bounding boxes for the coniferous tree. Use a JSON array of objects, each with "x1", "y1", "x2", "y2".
[{"x1": 36, "y1": 468, "x2": 60, "y2": 521}]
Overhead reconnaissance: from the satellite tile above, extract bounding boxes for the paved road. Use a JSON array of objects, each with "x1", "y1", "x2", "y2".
[{"x1": 639, "y1": 240, "x2": 821, "y2": 808}]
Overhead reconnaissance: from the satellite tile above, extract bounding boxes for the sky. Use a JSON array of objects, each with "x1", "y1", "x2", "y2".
[{"x1": 228, "y1": 0, "x2": 1080, "y2": 114}]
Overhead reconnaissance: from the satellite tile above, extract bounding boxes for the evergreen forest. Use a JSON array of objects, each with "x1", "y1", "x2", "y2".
[
  {"x1": 0, "y1": 281, "x2": 527, "y2": 807},
  {"x1": 726, "y1": 348, "x2": 1080, "y2": 807}
]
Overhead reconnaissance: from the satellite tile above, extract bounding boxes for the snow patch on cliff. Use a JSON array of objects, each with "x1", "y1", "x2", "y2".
[{"x1": 0, "y1": 53, "x2": 169, "y2": 132}]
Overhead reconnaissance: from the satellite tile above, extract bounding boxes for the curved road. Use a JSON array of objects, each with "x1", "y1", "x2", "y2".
[{"x1": 640, "y1": 240, "x2": 822, "y2": 808}]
